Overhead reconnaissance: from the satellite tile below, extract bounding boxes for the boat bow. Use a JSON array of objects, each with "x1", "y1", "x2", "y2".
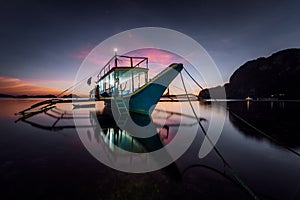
[{"x1": 126, "y1": 63, "x2": 183, "y2": 115}]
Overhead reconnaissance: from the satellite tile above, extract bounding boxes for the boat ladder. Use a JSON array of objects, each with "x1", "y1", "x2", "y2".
[{"x1": 113, "y1": 98, "x2": 129, "y2": 127}]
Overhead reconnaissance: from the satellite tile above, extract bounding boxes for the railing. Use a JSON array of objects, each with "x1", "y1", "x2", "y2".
[{"x1": 97, "y1": 55, "x2": 148, "y2": 82}]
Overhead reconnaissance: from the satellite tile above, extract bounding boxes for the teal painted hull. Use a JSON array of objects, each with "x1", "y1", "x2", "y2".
[{"x1": 125, "y1": 63, "x2": 183, "y2": 115}]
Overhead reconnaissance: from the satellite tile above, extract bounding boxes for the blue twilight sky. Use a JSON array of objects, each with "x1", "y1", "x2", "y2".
[{"x1": 0, "y1": 0, "x2": 299, "y2": 94}]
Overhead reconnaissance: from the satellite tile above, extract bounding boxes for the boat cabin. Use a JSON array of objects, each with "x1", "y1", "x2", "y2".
[{"x1": 91, "y1": 55, "x2": 149, "y2": 99}]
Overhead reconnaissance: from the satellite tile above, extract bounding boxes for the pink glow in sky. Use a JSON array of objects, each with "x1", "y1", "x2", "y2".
[
  {"x1": 126, "y1": 48, "x2": 185, "y2": 65},
  {"x1": 1, "y1": 47, "x2": 202, "y2": 96},
  {"x1": 70, "y1": 43, "x2": 96, "y2": 61},
  {"x1": 125, "y1": 48, "x2": 186, "y2": 78}
]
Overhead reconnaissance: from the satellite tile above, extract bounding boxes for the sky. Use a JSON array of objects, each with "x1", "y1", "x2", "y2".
[{"x1": 0, "y1": 0, "x2": 299, "y2": 95}]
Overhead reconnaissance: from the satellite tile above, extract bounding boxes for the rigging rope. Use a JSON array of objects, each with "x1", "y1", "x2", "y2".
[
  {"x1": 183, "y1": 67, "x2": 204, "y2": 90},
  {"x1": 56, "y1": 69, "x2": 99, "y2": 98},
  {"x1": 179, "y1": 70, "x2": 259, "y2": 200}
]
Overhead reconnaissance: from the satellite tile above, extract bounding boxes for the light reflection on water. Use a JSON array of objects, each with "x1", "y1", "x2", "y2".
[{"x1": 0, "y1": 98, "x2": 300, "y2": 199}]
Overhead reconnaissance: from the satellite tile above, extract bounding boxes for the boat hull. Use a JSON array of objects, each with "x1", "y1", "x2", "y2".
[{"x1": 125, "y1": 63, "x2": 183, "y2": 115}]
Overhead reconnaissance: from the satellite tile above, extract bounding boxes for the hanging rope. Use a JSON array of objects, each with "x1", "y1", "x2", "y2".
[{"x1": 179, "y1": 71, "x2": 259, "y2": 200}]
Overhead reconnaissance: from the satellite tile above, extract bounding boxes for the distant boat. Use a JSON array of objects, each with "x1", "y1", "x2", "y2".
[{"x1": 90, "y1": 54, "x2": 183, "y2": 115}]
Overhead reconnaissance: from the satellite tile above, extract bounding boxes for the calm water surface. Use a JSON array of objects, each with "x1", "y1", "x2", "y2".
[{"x1": 0, "y1": 98, "x2": 300, "y2": 199}]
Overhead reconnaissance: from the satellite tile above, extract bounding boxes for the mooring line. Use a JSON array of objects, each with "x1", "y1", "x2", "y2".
[{"x1": 180, "y1": 70, "x2": 259, "y2": 200}]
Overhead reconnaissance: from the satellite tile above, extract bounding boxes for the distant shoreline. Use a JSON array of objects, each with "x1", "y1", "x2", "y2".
[
  {"x1": 1, "y1": 95, "x2": 300, "y2": 103},
  {"x1": 0, "y1": 94, "x2": 80, "y2": 98}
]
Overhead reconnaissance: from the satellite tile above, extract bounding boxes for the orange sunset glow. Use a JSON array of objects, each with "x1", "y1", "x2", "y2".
[{"x1": 0, "y1": 76, "x2": 64, "y2": 96}]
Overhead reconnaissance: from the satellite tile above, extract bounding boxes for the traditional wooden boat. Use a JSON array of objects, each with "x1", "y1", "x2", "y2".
[{"x1": 90, "y1": 54, "x2": 183, "y2": 115}]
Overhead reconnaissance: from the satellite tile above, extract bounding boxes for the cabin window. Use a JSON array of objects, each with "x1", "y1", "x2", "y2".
[{"x1": 96, "y1": 55, "x2": 149, "y2": 96}]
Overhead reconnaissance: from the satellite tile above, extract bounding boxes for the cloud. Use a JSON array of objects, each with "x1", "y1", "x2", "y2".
[
  {"x1": 0, "y1": 76, "x2": 62, "y2": 96},
  {"x1": 126, "y1": 48, "x2": 185, "y2": 64},
  {"x1": 124, "y1": 48, "x2": 187, "y2": 78},
  {"x1": 70, "y1": 43, "x2": 114, "y2": 67},
  {"x1": 70, "y1": 44, "x2": 95, "y2": 61}
]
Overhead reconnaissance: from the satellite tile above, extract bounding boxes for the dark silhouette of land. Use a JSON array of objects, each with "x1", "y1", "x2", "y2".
[{"x1": 199, "y1": 48, "x2": 300, "y2": 99}]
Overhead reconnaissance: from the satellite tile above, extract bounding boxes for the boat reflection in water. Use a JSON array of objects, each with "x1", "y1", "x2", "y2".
[
  {"x1": 85, "y1": 104, "x2": 201, "y2": 180},
  {"x1": 88, "y1": 108, "x2": 166, "y2": 153}
]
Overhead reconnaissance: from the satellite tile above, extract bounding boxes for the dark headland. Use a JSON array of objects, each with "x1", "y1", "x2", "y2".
[{"x1": 199, "y1": 48, "x2": 300, "y2": 100}]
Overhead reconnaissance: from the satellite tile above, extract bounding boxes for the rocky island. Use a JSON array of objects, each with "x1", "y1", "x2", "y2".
[{"x1": 199, "y1": 48, "x2": 300, "y2": 100}]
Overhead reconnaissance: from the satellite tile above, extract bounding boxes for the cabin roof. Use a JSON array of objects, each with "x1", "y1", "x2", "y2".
[{"x1": 96, "y1": 55, "x2": 149, "y2": 83}]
